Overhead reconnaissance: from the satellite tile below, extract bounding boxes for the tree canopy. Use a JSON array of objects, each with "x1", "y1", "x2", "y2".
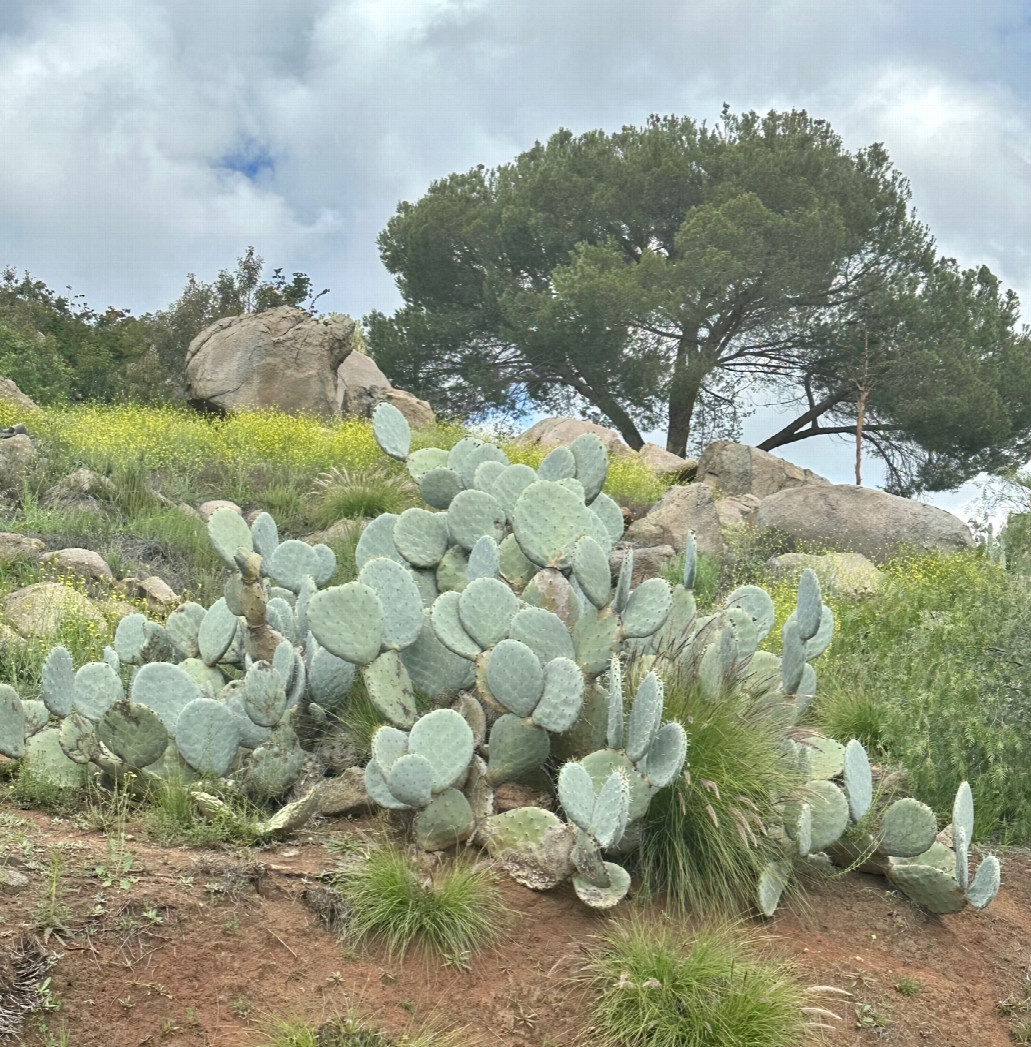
[{"x1": 367, "y1": 107, "x2": 1031, "y2": 494}]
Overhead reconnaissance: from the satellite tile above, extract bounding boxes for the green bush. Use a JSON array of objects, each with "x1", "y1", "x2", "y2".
[
  {"x1": 334, "y1": 846, "x2": 503, "y2": 961},
  {"x1": 582, "y1": 918, "x2": 808, "y2": 1047},
  {"x1": 814, "y1": 550, "x2": 1031, "y2": 841}
]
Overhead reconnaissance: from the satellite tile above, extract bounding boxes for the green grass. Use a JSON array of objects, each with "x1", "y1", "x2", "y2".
[
  {"x1": 310, "y1": 466, "x2": 420, "y2": 526},
  {"x1": 637, "y1": 670, "x2": 798, "y2": 913},
  {"x1": 142, "y1": 777, "x2": 262, "y2": 847},
  {"x1": 582, "y1": 918, "x2": 808, "y2": 1047},
  {"x1": 255, "y1": 1011, "x2": 465, "y2": 1047},
  {"x1": 334, "y1": 845, "x2": 504, "y2": 961}
]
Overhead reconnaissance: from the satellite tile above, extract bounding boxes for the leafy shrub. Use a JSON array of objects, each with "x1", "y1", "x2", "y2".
[
  {"x1": 334, "y1": 846, "x2": 503, "y2": 961},
  {"x1": 582, "y1": 918, "x2": 808, "y2": 1047},
  {"x1": 814, "y1": 550, "x2": 1031, "y2": 840},
  {"x1": 637, "y1": 671, "x2": 798, "y2": 913}
]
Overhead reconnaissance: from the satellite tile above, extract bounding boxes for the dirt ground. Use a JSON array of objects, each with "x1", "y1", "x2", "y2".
[{"x1": 1, "y1": 801, "x2": 1028, "y2": 1047}]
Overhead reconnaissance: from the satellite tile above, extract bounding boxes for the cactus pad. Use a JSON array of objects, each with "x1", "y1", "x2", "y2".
[
  {"x1": 242, "y1": 661, "x2": 289, "y2": 727},
  {"x1": 73, "y1": 661, "x2": 123, "y2": 720},
  {"x1": 967, "y1": 854, "x2": 1001, "y2": 909},
  {"x1": 308, "y1": 582, "x2": 385, "y2": 664},
  {"x1": 198, "y1": 598, "x2": 240, "y2": 666},
  {"x1": 393, "y1": 508, "x2": 450, "y2": 567},
  {"x1": 250, "y1": 510, "x2": 280, "y2": 560},
  {"x1": 877, "y1": 797, "x2": 938, "y2": 858},
  {"x1": 175, "y1": 697, "x2": 241, "y2": 776},
  {"x1": 447, "y1": 489, "x2": 507, "y2": 551},
  {"x1": 207, "y1": 507, "x2": 253, "y2": 567},
  {"x1": 386, "y1": 752, "x2": 435, "y2": 807},
  {"x1": 625, "y1": 672, "x2": 663, "y2": 763},
  {"x1": 408, "y1": 708, "x2": 475, "y2": 792},
  {"x1": 512, "y1": 480, "x2": 590, "y2": 568},
  {"x1": 98, "y1": 700, "x2": 168, "y2": 768},
  {"x1": 0, "y1": 684, "x2": 25, "y2": 758},
  {"x1": 572, "y1": 861, "x2": 631, "y2": 908},
  {"x1": 458, "y1": 577, "x2": 519, "y2": 649},
  {"x1": 419, "y1": 467, "x2": 462, "y2": 509},
  {"x1": 538, "y1": 445, "x2": 577, "y2": 481},
  {"x1": 570, "y1": 433, "x2": 608, "y2": 501},
  {"x1": 41, "y1": 646, "x2": 75, "y2": 717},
  {"x1": 358, "y1": 557, "x2": 424, "y2": 651},
  {"x1": 572, "y1": 536, "x2": 611, "y2": 609},
  {"x1": 639, "y1": 721, "x2": 688, "y2": 789},
  {"x1": 486, "y1": 639, "x2": 544, "y2": 717},
  {"x1": 267, "y1": 539, "x2": 321, "y2": 593},
  {"x1": 509, "y1": 606, "x2": 575, "y2": 664},
  {"x1": 531, "y1": 657, "x2": 584, "y2": 733},
  {"x1": 400, "y1": 611, "x2": 477, "y2": 697},
  {"x1": 131, "y1": 661, "x2": 204, "y2": 732},
  {"x1": 467, "y1": 535, "x2": 500, "y2": 581},
  {"x1": 372, "y1": 401, "x2": 412, "y2": 460},
  {"x1": 805, "y1": 779, "x2": 850, "y2": 853},
  {"x1": 487, "y1": 714, "x2": 550, "y2": 785},
  {"x1": 362, "y1": 650, "x2": 419, "y2": 728},
  {"x1": 413, "y1": 788, "x2": 475, "y2": 850},
  {"x1": 355, "y1": 513, "x2": 403, "y2": 568},
  {"x1": 843, "y1": 739, "x2": 873, "y2": 822}
]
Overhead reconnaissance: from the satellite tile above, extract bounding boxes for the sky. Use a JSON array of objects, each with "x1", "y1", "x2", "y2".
[{"x1": 1, "y1": 0, "x2": 1030, "y2": 520}]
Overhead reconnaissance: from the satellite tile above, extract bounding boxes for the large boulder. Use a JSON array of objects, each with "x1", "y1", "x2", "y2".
[
  {"x1": 754, "y1": 485, "x2": 974, "y2": 563},
  {"x1": 696, "y1": 441, "x2": 829, "y2": 499},
  {"x1": 184, "y1": 307, "x2": 359, "y2": 418},
  {"x1": 0, "y1": 377, "x2": 39, "y2": 412},
  {"x1": 637, "y1": 443, "x2": 695, "y2": 477},
  {"x1": 624, "y1": 484, "x2": 723, "y2": 557},
  {"x1": 519, "y1": 417, "x2": 632, "y2": 455},
  {"x1": 2, "y1": 582, "x2": 106, "y2": 638},
  {"x1": 335, "y1": 353, "x2": 435, "y2": 428}
]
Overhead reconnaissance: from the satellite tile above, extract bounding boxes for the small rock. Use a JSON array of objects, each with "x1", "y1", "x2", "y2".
[
  {"x1": 715, "y1": 493, "x2": 761, "y2": 531},
  {"x1": 385, "y1": 388, "x2": 435, "y2": 429},
  {"x1": 638, "y1": 443, "x2": 696, "y2": 477},
  {"x1": 0, "y1": 434, "x2": 36, "y2": 471},
  {"x1": 608, "y1": 543, "x2": 677, "y2": 587},
  {"x1": 0, "y1": 867, "x2": 30, "y2": 892},
  {"x1": 0, "y1": 376, "x2": 40, "y2": 412},
  {"x1": 198, "y1": 499, "x2": 243, "y2": 521},
  {"x1": 625, "y1": 483, "x2": 724, "y2": 557},
  {"x1": 0, "y1": 533, "x2": 46, "y2": 560},
  {"x1": 316, "y1": 767, "x2": 375, "y2": 816},
  {"x1": 41, "y1": 547, "x2": 114, "y2": 582},
  {"x1": 243, "y1": 508, "x2": 265, "y2": 525},
  {"x1": 132, "y1": 575, "x2": 180, "y2": 611},
  {"x1": 494, "y1": 782, "x2": 552, "y2": 813}
]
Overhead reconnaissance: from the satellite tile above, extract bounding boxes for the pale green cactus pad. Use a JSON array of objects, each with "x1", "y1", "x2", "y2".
[
  {"x1": 435, "y1": 544, "x2": 469, "y2": 593},
  {"x1": 572, "y1": 861, "x2": 631, "y2": 909},
  {"x1": 407, "y1": 446, "x2": 449, "y2": 482},
  {"x1": 572, "y1": 536, "x2": 611, "y2": 609},
  {"x1": 952, "y1": 781, "x2": 975, "y2": 852},
  {"x1": 558, "y1": 760, "x2": 597, "y2": 832},
  {"x1": 509, "y1": 607, "x2": 575, "y2": 664},
  {"x1": 207, "y1": 507, "x2": 253, "y2": 568},
  {"x1": 532, "y1": 657, "x2": 584, "y2": 733},
  {"x1": 498, "y1": 533, "x2": 536, "y2": 589},
  {"x1": 250, "y1": 510, "x2": 280, "y2": 560},
  {"x1": 307, "y1": 644, "x2": 357, "y2": 712},
  {"x1": 198, "y1": 598, "x2": 240, "y2": 666},
  {"x1": 131, "y1": 661, "x2": 204, "y2": 732},
  {"x1": 41, "y1": 646, "x2": 75, "y2": 717},
  {"x1": 570, "y1": 433, "x2": 608, "y2": 502},
  {"x1": 487, "y1": 714, "x2": 550, "y2": 785},
  {"x1": 430, "y1": 590, "x2": 482, "y2": 661},
  {"x1": 625, "y1": 673, "x2": 663, "y2": 763},
  {"x1": 473, "y1": 459, "x2": 507, "y2": 493},
  {"x1": 419, "y1": 467, "x2": 460, "y2": 510},
  {"x1": 363, "y1": 650, "x2": 419, "y2": 728},
  {"x1": 538, "y1": 445, "x2": 577, "y2": 481},
  {"x1": 804, "y1": 606, "x2": 835, "y2": 659},
  {"x1": 308, "y1": 581, "x2": 385, "y2": 664},
  {"x1": 268, "y1": 539, "x2": 322, "y2": 593},
  {"x1": 175, "y1": 697, "x2": 242, "y2": 776},
  {"x1": 757, "y1": 861, "x2": 791, "y2": 917},
  {"x1": 724, "y1": 585, "x2": 776, "y2": 642},
  {"x1": 242, "y1": 662, "x2": 289, "y2": 727},
  {"x1": 588, "y1": 491, "x2": 624, "y2": 542},
  {"x1": 447, "y1": 489, "x2": 507, "y2": 551},
  {"x1": 59, "y1": 710, "x2": 100, "y2": 765},
  {"x1": 573, "y1": 607, "x2": 620, "y2": 675},
  {"x1": 355, "y1": 513, "x2": 403, "y2": 568},
  {"x1": 842, "y1": 739, "x2": 873, "y2": 822},
  {"x1": 486, "y1": 639, "x2": 544, "y2": 717},
  {"x1": 467, "y1": 535, "x2": 500, "y2": 581},
  {"x1": 0, "y1": 684, "x2": 25, "y2": 758},
  {"x1": 620, "y1": 578, "x2": 673, "y2": 638},
  {"x1": 21, "y1": 700, "x2": 49, "y2": 738},
  {"x1": 806, "y1": 735, "x2": 846, "y2": 780},
  {"x1": 967, "y1": 854, "x2": 1001, "y2": 909},
  {"x1": 408, "y1": 707, "x2": 475, "y2": 792},
  {"x1": 458, "y1": 577, "x2": 519, "y2": 649},
  {"x1": 414, "y1": 788, "x2": 475, "y2": 850},
  {"x1": 393, "y1": 508, "x2": 450, "y2": 567},
  {"x1": 490, "y1": 463, "x2": 538, "y2": 516},
  {"x1": 456, "y1": 442, "x2": 508, "y2": 489},
  {"x1": 372, "y1": 401, "x2": 412, "y2": 460},
  {"x1": 358, "y1": 557, "x2": 424, "y2": 651},
  {"x1": 887, "y1": 857, "x2": 966, "y2": 915},
  {"x1": 400, "y1": 611, "x2": 476, "y2": 697},
  {"x1": 877, "y1": 797, "x2": 938, "y2": 858},
  {"x1": 639, "y1": 721, "x2": 688, "y2": 789},
  {"x1": 806, "y1": 779, "x2": 850, "y2": 853},
  {"x1": 98, "y1": 700, "x2": 168, "y2": 768},
  {"x1": 73, "y1": 661, "x2": 123, "y2": 720},
  {"x1": 386, "y1": 752, "x2": 435, "y2": 807},
  {"x1": 164, "y1": 602, "x2": 205, "y2": 660},
  {"x1": 795, "y1": 568, "x2": 823, "y2": 642},
  {"x1": 364, "y1": 759, "x2": 413, "y2": 810},
  {"x1": 511, "y1": 480, "x2": 590, "y2": 568},
  {"x1": 23, "y1": 728, "x2": 86, "y2": 789}
]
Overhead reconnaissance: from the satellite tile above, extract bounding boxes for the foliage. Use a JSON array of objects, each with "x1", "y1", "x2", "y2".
[
  {"x1": 333, "y1": 846, "x2": 503, "y2": 961},
  {"x1": 582, "y1": 918, "x2": 808, "y2": 1047},
  {"x1": 367, "y1": 107, "x2": 1031, "y2": 490},
  {"x1": 637, "y1": 673, "x2": 799, "y2": 913},
  {"x1": 814, "y1": 550, "x2": 1031, "y2": 840},
  {"x1": 310, "y1": 467, "x2": 421, "y2": 526},
  {"x1": 256, "y1": 1011, "x2": 464, "y2": 1047}
]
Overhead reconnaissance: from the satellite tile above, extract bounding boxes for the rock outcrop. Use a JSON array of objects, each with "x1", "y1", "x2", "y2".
[
  {"x1": 624, "y1": 483, "x2": 724, "y2": 557},
  {"x1": 696, "y1": 441, "x2": 829, "y2": 499},
  {"x1": 185, "y1": 307, "x2": 359, "y2": 418},
  {"x1": 0, "y1": 377, "x2": 39, "y2": 412},
  {"x1": 520, "y1": 417, "x2": 632, "y2": 455},
  {"x1": 754, "y1": 485, "x2": 974, "y2": 563},
  {"x1": 335, "y1": 353, "x2": 435, "y2": 428}
]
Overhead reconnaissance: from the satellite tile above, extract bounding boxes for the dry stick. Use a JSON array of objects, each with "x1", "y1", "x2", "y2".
[{"x1": 266, "y1": 927, "x2": 298, "y2": 958}]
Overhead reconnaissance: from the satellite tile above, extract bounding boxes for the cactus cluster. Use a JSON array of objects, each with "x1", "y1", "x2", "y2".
[
  {"x1": 0, "y1": 400, "x2": 1004, "y2": 919},
  {"x1": 758, "y1": 739, "x2": 1001, "y2": 917}
]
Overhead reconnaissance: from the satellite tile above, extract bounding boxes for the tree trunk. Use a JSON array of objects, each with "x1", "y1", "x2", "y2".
[
  {"x1": 574, "y1": 376, "x2": 645, "y2": 449},
  {"x1": 855, "y1": 386, "x2": 867, "y2": 485},
  {"x1": 665, "y1": 332, "x2": 706, "y2": 457}
]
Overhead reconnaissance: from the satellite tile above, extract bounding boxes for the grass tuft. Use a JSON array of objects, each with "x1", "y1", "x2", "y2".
[
  {"x1": 334, "y1": 845, "x2": 503, "y2": 962},
  {"x1": 582, "y1": 918, "x2": 808, "y2": 1047},
  {"x1": 310, "y1": 466, "x2": 420, "y2": 526}
]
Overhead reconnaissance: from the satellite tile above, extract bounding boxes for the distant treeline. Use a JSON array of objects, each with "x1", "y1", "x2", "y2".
[{"x1": 0, "y1": 247, "x2": 327, "y2": 405}]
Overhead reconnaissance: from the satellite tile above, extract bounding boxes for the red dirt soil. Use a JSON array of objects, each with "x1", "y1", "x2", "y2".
[{"x1": 1, "y1": 804, "x2": 1028, "y2": 1047}]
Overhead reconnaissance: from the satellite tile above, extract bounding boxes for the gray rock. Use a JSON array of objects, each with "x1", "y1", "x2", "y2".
[
  {"x1": 185, "y1": 307, "x2": 359, "y2": 418},
  {"x1": 696, "y1": 441, "x2": 829, "y2": 499},
  {"x1": 624, "y1": 483, "x2": 723, "y2": 557},
  {"x1": 41, "y1": 548, "x2": 114, "y2": 582},
  {"x1": 132, "y1": 575, "x2": 180, "y2": 611},
  {"x1": 335, "y1": 353, "x2": 436, "y2": 428},
  {"x1": 44, "y1": 468, "x2": 116, "y2": 511},
  {"x1": 714, "y1": 493, "x2": 761, "y2": 531},
  {"x1": 0, "y1": 376, "x2": 39, "y2": 412},
  {"x1": 2, "y1": 582, "x2": 106, "y2": 638},
  {"x1": 519, "y1": 417, "x2": 632, "y2": 455},
  {"x1": 755, "y1": 485, "x2": 974, "y2": 563},
  {"x1": 0, "y1": 434, "x2": 36, "y2": 472},
  {"x1": 0, "y1": 533, "x2": 46, "y2": 560},
  {"x1": 608, "y1": 543, "x2": 677, "y2": 587},
  {"x1": 638, "y1": 443, "x2": 695, "y2": 476},
  {"x1": 197, "y1": 499, "x2": 242, "y2": 521},
  {"x1": 0, "y1": 867, "x2": 30, "y2": 892},
  {"x1": 766, "y1": 552, "x2": 885, "y2": 598},
  {"x1": 316, "y1": 767, "x2": 375, "y2": 816}
]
